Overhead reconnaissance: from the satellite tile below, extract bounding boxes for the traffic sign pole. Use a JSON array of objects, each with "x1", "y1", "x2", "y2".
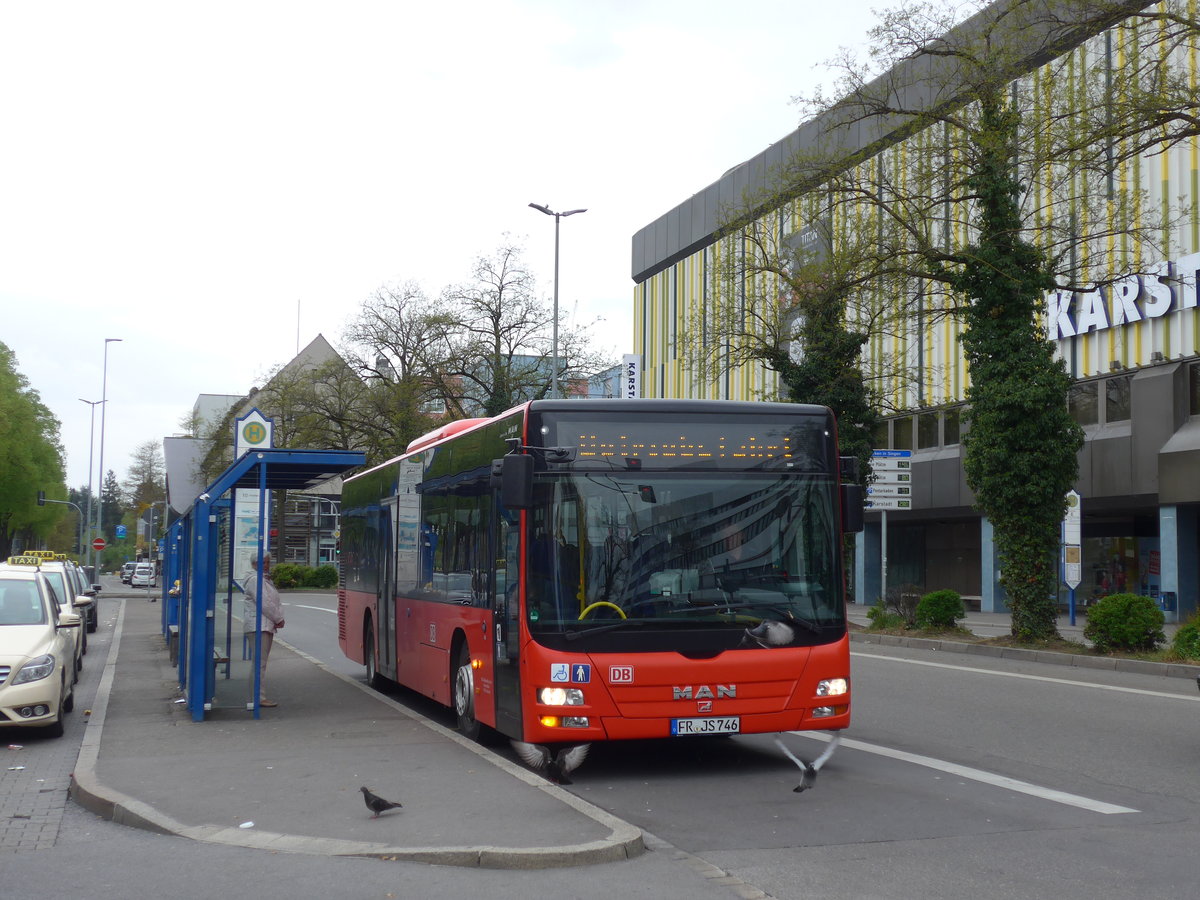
[{"x1": 869, "y1": 450, "x2": 914, "y2": 606}]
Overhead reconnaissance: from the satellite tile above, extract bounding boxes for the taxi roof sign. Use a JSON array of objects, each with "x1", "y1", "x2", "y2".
[
  {"x1": 6, "y1": 555, "x2": 44, "y2": 566},
  {"x1": 26, "y1": 550, "x2": 55, "y2": 559}
]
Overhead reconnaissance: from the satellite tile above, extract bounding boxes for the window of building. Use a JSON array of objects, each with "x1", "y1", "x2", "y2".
[
  {"x1": 917, "y1": 411, "x2": 940, "y2": 449},
  {"x1": 1068, "y1": 381, "x2": 1099, "y2": 426},
  {"x1": 871, "y1": 420, "x2": 889, "y2": 450},
  {"x1": 893, "y1": 416, "x2": 914, "y2": 450},
  {"x1": 1105, "y1": 375, "x2": 1131, "y2": 423},
  {"x1": 944, "y1": 407, "x2": 961, "y2": 446},
  {"x1": 1190, "y1": 363, "x2": 1200, "y2": 416}
]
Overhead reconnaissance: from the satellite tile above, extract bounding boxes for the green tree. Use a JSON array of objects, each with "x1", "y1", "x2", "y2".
[
  {"x1": 100, "y1": 469, "x2": 124, "y2": 536},
  {"x1": 0, "y1": 342, "x2": 67, "y2": 557}
]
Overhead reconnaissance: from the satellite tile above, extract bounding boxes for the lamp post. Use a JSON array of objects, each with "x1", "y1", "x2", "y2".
[
  {"x1": 528, "y1": 203, "x2": 586, "y2": 399},
  {"x1": 79, "y1": 397, "x2": 103, "y2": 570},
  {"x1": 93, "y1": 338, "x2": 122, "y2": 573}
]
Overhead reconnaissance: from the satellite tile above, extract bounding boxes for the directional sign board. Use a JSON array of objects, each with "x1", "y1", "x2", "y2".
[{"x1": 867, "y1": 450, "x2": 914, "y2": 510}]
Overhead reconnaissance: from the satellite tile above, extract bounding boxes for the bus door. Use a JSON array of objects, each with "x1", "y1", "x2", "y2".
[
  {"x1": 376, "y1": 498, "x2": 397, "y2": 679},
  {"x1": 491, "y1": 503, "x2": 522, "y2": 736}
]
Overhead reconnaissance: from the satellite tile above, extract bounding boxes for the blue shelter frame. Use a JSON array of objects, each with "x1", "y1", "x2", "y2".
[{"x1": 170, "y1": 448, "x2": 365, "y2": 722}]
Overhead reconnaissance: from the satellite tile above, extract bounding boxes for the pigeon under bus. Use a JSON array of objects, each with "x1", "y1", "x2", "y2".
[{"x1": 336, "y1": 398, "x2": 863, "y2": 779}]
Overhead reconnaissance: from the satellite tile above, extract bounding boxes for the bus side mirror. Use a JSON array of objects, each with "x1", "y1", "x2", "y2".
[
  {"x1": 495, "y1": 455, "x2": 533, "y2": 509},
  {"x1": 840, "y1": 483, "x2": 864, "y2": 533}
]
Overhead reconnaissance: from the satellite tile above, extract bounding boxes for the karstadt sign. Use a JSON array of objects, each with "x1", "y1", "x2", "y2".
[{"x1": 1046, "y1": 252, "x2": 1200, "y2": 341}]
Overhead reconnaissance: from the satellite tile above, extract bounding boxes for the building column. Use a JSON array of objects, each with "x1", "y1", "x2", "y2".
[
  {"x1": 855, "y1": 522, "x2": 882, "y2": 607},
  {"x1": 1158, "y1": 504, "x2": 1198, "y2": 624},
  {"x1": 980, "y1": 517, "x2": 1008, "y2": 613}
]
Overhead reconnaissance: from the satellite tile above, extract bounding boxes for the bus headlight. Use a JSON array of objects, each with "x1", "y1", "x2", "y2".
[
  {"x1": 816, "y1": 678, "x2": 848, "y2": 697},
  {"x1": 538, "y1": 687, "x2": 585, "y2": 706}
]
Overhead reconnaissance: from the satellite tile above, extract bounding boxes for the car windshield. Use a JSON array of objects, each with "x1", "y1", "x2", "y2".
[
  {"x1": 0, "y1": 579, "x2": 48, "y2": 625},
  {"x1": 523, "y1": 472, "x2": 843, "y2": 649}
]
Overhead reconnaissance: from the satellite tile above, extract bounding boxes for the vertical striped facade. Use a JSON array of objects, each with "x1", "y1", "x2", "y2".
[{"x1": 631, "y1": 1, "x2": 1200, "y2": 621}]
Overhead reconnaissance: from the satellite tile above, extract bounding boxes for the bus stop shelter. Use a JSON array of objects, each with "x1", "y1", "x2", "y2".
[{"x1": 164, "y1": 448, "x2": 365, "y2": 722}]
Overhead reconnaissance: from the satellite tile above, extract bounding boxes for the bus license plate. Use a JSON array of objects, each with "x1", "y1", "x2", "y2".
[{"x1": 671, "y1": 716, "x2": 740, "y2": 736}]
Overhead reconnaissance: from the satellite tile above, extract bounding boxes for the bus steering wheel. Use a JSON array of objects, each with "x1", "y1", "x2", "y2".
[{"x1": 578, "y1": 601, "x2": 627, "y2": 620}]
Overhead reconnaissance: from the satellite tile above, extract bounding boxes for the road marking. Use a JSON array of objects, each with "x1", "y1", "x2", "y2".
[
  {"x1": 851, "y1": 650, "x2": 1200, "y2": 701},
  {"x1": 283, "y1": 603, "x2": 336, "y2": 613},
  {"x1": 789, "y1": 731, "x2": 1139, "y2": 814}
]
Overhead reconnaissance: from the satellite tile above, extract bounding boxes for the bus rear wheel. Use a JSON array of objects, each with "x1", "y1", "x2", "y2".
[
  {"x1": 453, "y1": 643, "x2": 480, "y2": 741},
  {"x1": 365, "y1": 623, "x2": 387, "y2": 691}
]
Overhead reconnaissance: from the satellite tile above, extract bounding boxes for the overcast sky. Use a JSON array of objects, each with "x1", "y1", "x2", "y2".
[{"x1": 1, "y1": 0, "x2": 877, "y2": 492}]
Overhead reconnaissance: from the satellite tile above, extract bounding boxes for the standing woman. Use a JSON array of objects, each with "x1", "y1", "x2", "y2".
[{"x1": 244, "y1": 553, "x2": 285, "y2": 707}]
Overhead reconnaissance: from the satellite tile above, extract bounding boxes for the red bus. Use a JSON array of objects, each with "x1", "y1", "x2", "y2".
[{"x1": 337, "y1": 399, "x2": 863, "y2": 772}]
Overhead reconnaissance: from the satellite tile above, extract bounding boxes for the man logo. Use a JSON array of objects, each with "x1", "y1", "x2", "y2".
[{"x1": 672, "y1": 685, "x2": 736, "y2": 700}]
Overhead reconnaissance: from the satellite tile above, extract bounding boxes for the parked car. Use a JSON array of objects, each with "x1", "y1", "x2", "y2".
[
  {"x1": 68, "y1": 561, "x2": 101, "y2": 633},
  {"x1": 131, "y1": 563, "x2": 157, "y2": 588},
  {"x1": 6, "y1": 553, "x2": 89, "y2": 673},
  {"x1": 0, "y1": 559, "x2": 79, "y2": 737},
  {"x1": 121, "y1": 562, "x2": 136, "y2": 584}
]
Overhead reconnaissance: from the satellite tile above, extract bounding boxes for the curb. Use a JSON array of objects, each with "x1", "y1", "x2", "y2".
[
  {"x1": 850, "y1": 630, "x2": 1200, "y2": 679},
  {"x1": 69, "y1": 597, "x2": 644, "y2": 868}
]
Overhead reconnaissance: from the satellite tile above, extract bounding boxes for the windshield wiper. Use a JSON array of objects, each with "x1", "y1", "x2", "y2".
[
  {"x1": 672, "y1": 600, "x2": 824, "y2": 634},
  {"x1": 564, "y1": 619, "x2": 649, "y2": 641}
]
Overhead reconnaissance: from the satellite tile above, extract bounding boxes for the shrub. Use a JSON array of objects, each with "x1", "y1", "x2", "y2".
[
  {"x1": 866, "y1": 597, "x2": 905, "y2": 630},
  {"x1": 915, "y1": 589, "x2": 966, "y2": 629},
  {"x1": 1083, "y1": 593, "x2": 1165, "y2": 653},
  {"x1": 882, "y1": 583, "x2": 923, "y2": 628},
  {"x1": 304, "y1": 564, "x2": 339, "y2": 589},
  {"x1": 270, "y1": 563, "x2": 304, "y2": 589},
  {"x1": 1172, "y1": 619, "x2": 1200, "y2": 661}
]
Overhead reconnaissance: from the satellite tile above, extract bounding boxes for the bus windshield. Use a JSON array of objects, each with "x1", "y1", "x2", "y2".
[{"x1": 525, "y1": 471, "x2": 842, "y2": 649}]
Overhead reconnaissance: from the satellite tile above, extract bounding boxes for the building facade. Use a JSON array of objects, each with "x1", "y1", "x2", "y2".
[{"x1": 631, "y1": 0, "x2": 1200, "y2": 620}]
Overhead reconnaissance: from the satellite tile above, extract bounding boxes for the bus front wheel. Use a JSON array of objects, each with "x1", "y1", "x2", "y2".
[{"x1": 453, "y1": 643, "x2": 480, "y2": 741}]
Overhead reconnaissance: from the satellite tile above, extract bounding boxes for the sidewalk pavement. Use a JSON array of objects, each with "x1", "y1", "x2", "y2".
[
  {"x1": 69, "y1": 596, "x2": 642, "y2": 868},
  {"x1": 68, "y1": 596, "x2": 1197, "y2": 868}
]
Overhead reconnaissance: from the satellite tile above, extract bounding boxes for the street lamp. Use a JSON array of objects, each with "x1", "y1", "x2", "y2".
[
  {"x1": 78, "y1": 397, "x2": 104, "y2": 568},
  {"x1": 92, "y1": 338, "x2": 122, "y2": 572},
  {"x1": 529, "y1": 202, "x2": 586, "y2": 399}
]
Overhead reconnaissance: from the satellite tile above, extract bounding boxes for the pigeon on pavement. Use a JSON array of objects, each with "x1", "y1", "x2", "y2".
[
  {"x1": 511, "y1": 741, "x2": 590, "y2": 785},
  {"x1": 360, "y1": 786, "x2": 403, "y2": 817}
]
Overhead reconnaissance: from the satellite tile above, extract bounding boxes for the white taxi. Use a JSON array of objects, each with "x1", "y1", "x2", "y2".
[
  {"x1": 0, "y1": 558, "x2": 79, "y2": 737},
  {"x1": 9, "y1": 552, "x2": 90, "y2": 675}
]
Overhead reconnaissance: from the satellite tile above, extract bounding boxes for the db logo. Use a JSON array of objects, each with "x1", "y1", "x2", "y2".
[{"x1": 609, "y1": 665, "x2": 634, "y2": 683}]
